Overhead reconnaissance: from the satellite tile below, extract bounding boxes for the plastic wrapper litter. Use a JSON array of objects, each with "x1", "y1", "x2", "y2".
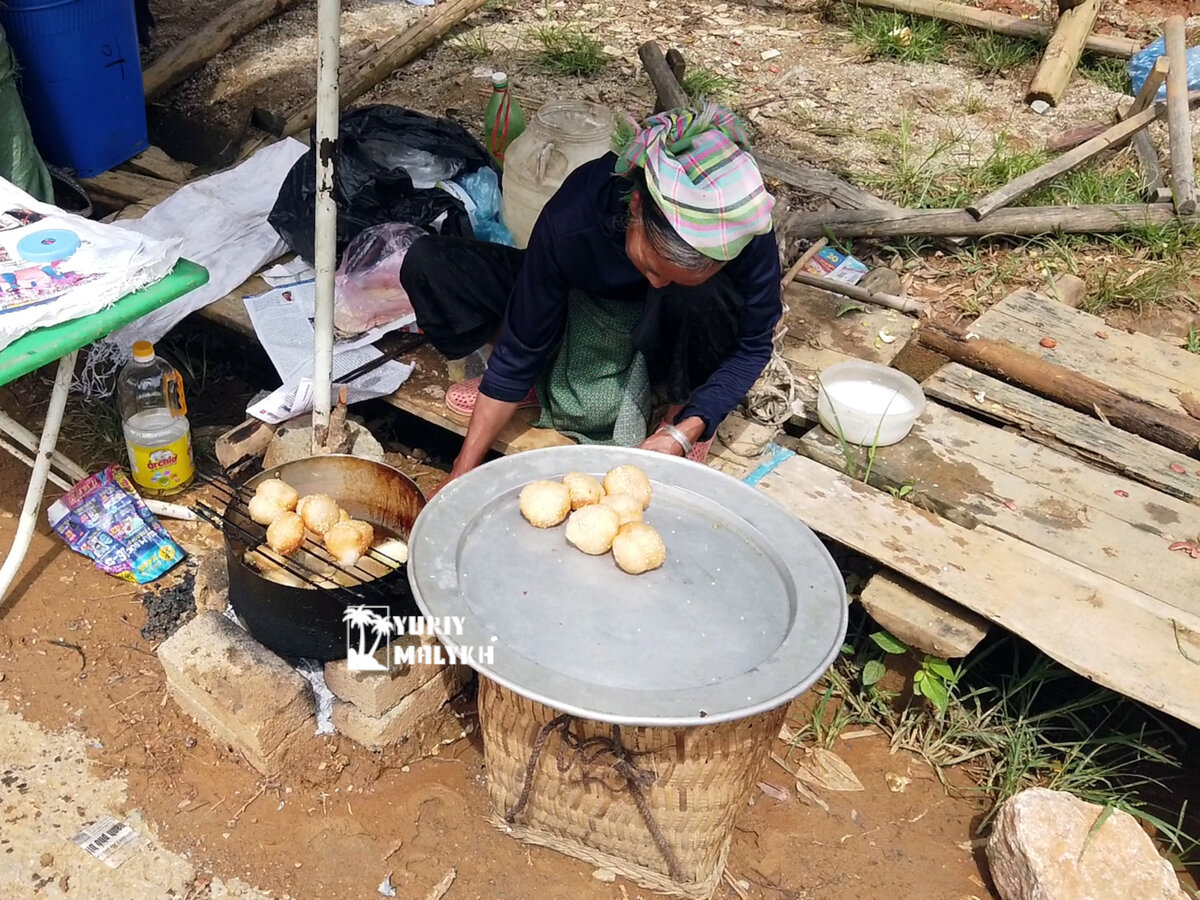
[
  {"x1": 1128, "y1": 36, "x2": 1200, "y2": 103},
  {"x1": 48, "y1": 465, "x2": 186, "y2": 584},
  {"x1": 334, "y1": 222, "x2": 425, "y2": 335},
  {"x1": 268, "y1": 104, "x2": 495, "y2": 262}
]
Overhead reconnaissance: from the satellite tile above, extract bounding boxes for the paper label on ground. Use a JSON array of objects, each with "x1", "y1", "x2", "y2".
[
  {"x1": 242, "y1": 279, "x2": 415, "y2": 423},
  {"x1": 803, "y1": 247, "x2": 868, "y2": 286},
  {"x1": 72, "y1": 816, "x2": 140, "y2": 868}
]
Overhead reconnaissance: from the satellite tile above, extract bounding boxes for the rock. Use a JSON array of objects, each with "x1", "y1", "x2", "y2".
[
  {"x1": 39, "y1": 852, "x2": 53, "y2": 867},
  {"x1": 323, "y1": 633, "x2": 443, "y2": 718},
  {"x1": 859, "y1": 267, "x2": 903, "y2": 297},
  {"x1": 331, "y1": 665, "x2": 468, "y2": 750},
  {"x1": 193, "y1": 550, "x2": 230, "y2": 614},
  {"x1": 987, "y1": 788, "x2": 1188, "y2": 900},
  {"x1": 1048, "y1": 273, "x2": 1087, "y2": 309},
  {"x1": 262, "y1": 414, "x2": 385, "y2": 470}
]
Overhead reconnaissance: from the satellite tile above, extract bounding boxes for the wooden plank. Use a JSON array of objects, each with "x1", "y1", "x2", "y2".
[
  {"x1": 849, "y1": 0, "x2": 1139, "y2": 57},
  {"x1": 859, "y1": 571, "x2": 991, "y2": 659},
  {"x1": 756, "y1": 455, "x2": 1200, "y2": 730},
  {"x1": 123, "y1": 146, "x2": 195, "y2": 184},
  {"x1": 800, "y1": 402, "x2": 1200, "y2": 610},
  {"x1": 80, "y1": 170, "x2": 176, "y2": 205},
  {"x1": 969, "y1": 289, "x2": 1200, "y2": 415},
  {"x1": 925, "y1": 364, "x2": 1200, "y2": 504},
  {"x1": 1024, "y1": 0, "x2": 1100, "y2": 108},
  {"x1": 1130, "y1": 56, "x2": 1170, "y2": 117}
]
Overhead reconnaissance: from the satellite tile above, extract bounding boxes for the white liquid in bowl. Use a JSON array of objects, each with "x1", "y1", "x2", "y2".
[{"x1": 822, "y1": 379, "x2": 915, "y2": 417}]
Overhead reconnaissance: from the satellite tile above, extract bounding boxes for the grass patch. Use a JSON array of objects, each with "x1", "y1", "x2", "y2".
[
  {"x1": 531, "y1": 24, "x2": 606, "y2": 77},
  {"x1": 962, "y1": 31, "x2": 1039, "y2": 75},
  {"x1": 848, "y1": 8, "x2": 949, "y2": 63},
  {"x1": 1079, "y1": 54, "x2": 1129, "y2": 93},
  {"x1": 448, "y1": 29, "x2": 492, "y2": 60},
  {"x1": 681, "y1": 66, "x2": 736, "y2": 103},
  {"x1": 1084, "y1": 264, "x2": 1187, "y2": 315},
  {"x1": 1185, "y1": 327, "x2": 1200, "y2": 354},
  {"x1": 1024, "y1": 154, "x2": 1144, "y2": 207}
]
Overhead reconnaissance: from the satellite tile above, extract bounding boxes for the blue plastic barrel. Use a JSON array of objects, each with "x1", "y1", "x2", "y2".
[{"x1": 0, "y1": 0, "x2": 148, "y2": 178}]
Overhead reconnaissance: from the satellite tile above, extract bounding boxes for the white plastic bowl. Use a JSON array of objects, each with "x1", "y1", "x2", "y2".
[{"x1": 816, "y1": 361, "x2": 926, "y2": 447}]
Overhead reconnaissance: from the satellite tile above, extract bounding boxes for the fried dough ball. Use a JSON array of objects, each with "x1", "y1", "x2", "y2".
[
  {"x1": 603, "y1": 465, "x2": 652, "y2": 510},
  {"x1": 325, "y1": 519, "x2": 374, "y2": 566},
  {"x1": 519, "y1": 480, "x2": 571, "y2": 528},
  {"x1": 266, "y1": 511, "x2": 305, "y2": 556},
  {"x1": 600, "y1": 492, "x2": 643, "y2": 527},
  {"x1": 338, "y1": 508, "x2": 351, "y2": 523},
  {"x1": 254, "y1": 478, "x2": 298, "y2": 511},
  {"x1": 562, "y1": 472, "x2": 605, "y2": 510},
  {"x1": 298, "y1": 493, "x2": 341, "y2": 535},
  {"x1": 248, "y1": 493, "x2": 286, "y2": 526},
  {"x1": 565, "y1": 504, "x2": 621, "y2": 555},
  {"x1": 373, "y1": 537, "x2": 409, "y2": 567},
  {"x1": 611, "y1": 522, "x2": 666, "y2": 575}
]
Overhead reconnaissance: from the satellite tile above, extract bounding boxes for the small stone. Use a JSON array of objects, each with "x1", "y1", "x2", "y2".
[
  {"x1": 1030, "y1": 99, "x2": 1051, "y2": 115},
  {"x1": 987, "y1": 788, "x2": 1188, "y2": 900},
  {"x1": 1095, "y1": 331, "x2": 1109, "y2": 339},
  {"x1": 592, "y1": 868, "x2": 617, "y2": 882},
  {"x1": 58, "y1": 876, "x2": 69, "y2": 892},
  {"x1": 760, "y1": 48, "x2": 780, "y2": 60},
  {"x1": 411, "y1": 448, "x2": 429, "y2": 462},
  {"x1": 39, "y1": 853, "x2": 53, "y2": 867}
]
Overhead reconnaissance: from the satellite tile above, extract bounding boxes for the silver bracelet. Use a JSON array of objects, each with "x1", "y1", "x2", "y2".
[{"x1": 659, "y1": 422, "x2": 693, "y2": 456}]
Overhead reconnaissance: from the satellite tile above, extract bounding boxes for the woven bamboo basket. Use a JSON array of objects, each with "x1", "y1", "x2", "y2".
[{"x1": 477, "y1": 677, "x2": 787, "y2": 899}]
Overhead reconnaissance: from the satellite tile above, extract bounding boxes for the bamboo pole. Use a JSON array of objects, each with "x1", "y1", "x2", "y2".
[
  {"x1": 1025, "y1": 0, "x2": 1101, "y2": 108},
  {"x1": 142, "y1": 0, "x2": 301, "y2": 100},
  {"x1": 849, "y1": 0, "x2": 1139, "y2": 58},
  {"x1": 1165, "y1": 16, "x2": 1196, "y2": 216},
  {"x1": 311, "y1": 0, "x2": 340, "y2": 446},
  {"x1": 968, "y1": 103, "x2": 1164, "y2": 219},
  {"x1": 790, "y1": 271, "x2": 924, "y2": 314},
  {"x1": 789, "y1": 203, "x2": 1181, "y2": 239}
]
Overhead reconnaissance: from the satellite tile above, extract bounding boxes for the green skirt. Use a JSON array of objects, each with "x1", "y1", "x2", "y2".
[{"x1": 534, "y1": 290, "x2": 651, "y2": 447}]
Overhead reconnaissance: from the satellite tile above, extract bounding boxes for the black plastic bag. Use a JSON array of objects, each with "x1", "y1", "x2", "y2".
[{"x1": 268, "y1": 105, "x2": 495, "y2": 263}]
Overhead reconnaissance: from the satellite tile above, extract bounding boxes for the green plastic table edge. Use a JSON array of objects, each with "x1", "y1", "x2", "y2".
[{"x1": 0, "y1": 259, "x2": 209, "y2": 388}]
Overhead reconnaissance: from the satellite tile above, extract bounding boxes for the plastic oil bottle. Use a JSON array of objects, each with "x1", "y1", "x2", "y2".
[
  {"x1": 116, "y1": 341, "x2": 195, "y2": 497},
  {"x1": 484, "y1": 71, "x2": 524, "y2": 168}
]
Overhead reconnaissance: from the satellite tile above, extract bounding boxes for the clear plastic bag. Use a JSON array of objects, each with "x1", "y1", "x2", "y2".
[
  {"x1": 333, "y1": 222, "x2": 426, "y2": 335},
  {"x1": 1128, "y1": 36, "x2": 1200, "y2": 103}
]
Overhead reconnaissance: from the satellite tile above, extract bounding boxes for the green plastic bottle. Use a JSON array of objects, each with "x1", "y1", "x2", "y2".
[{"x1": 484, "y1": 71, "x2": 524, "y2": 168}]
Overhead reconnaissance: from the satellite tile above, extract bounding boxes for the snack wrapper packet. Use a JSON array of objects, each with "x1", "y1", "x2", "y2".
[{"x1": 48, "y1": 465, "x2": 186, "y2": 584}]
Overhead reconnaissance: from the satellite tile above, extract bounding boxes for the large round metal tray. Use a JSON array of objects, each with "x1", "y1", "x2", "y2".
[{"x1": 407, "y1": 446, "x2": 847, "y2": 726}]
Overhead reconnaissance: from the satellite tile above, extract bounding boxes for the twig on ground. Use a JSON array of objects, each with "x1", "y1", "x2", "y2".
[{"x1": 423, "y1": 868, "x2": 456, "y2": 900}]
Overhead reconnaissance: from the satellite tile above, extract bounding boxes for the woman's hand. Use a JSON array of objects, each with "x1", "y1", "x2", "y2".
[
  {"x1": 428, "y1": 393, "x2": 523, "y2": 499},
  {"x1": 639, "y1": 415, "x2": 706, "y2": 456}
]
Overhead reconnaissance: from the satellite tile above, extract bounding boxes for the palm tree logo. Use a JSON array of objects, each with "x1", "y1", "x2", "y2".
[{"x1": 343, "y1": 604, "x2": 391, "y2": 671}]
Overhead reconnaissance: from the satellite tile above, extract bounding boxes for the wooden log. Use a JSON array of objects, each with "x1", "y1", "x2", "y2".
[
  {"x1": 1131, "y1": 55, "x2": 1170, "y2": 116},
  {"x1": 638, "y1": 40, "x2": 689, "y2": 111},
  {"x1": 1165, "y1": 16, "x2": 1196, "y2": 216},
  {"x1": 849, "y1": 0, "x2": 1139, "y2": 58},
  {"x1": 282, "y1": 0, "x2": 489, "y2": 136},
  {"x1": 791, "y1": 203, "x2": 1181, "y2": 239},
  {"x1": 80, "y1": 170, "x2": 176, "y2": 205},
  {"x1": 123, "y1": 146, "x2": 194, "y2": 183},
  {"x1": 917, "y1": 324, "x2": 1200, "y2": 457},
  {"x1": 1131, "y1": 131, "x2": 1170, "y2": 202},
  {"x1": 970, "y1": 103, "x2": 1163, "y2": 219},
  {"x1": 1025, "y1": 0, "x2": 1101, "y2": 108},
  {"x1": 781, "y1": 238, "x2": 828, "y2": 289},
  {"x1": 789, "y1": 270, "x2": 923, "y2": 314},
  {"x1": 142, "y1": 0, "x2": 301, "y2": 100},
  {"x1": 859, "y1": 571, "x2": 991, "y2": 659}
]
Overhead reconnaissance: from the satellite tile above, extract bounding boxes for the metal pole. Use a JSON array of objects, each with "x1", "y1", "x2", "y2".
[{"x1": 311, "y1": 0, "x2": 340, "y2": 451}]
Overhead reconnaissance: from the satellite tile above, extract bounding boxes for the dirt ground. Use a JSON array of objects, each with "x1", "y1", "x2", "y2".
[{"x1": 3, "y1": 0, "x2": 1200, "y2": 897}]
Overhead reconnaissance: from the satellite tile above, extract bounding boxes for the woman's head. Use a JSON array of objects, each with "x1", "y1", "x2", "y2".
[
  {"x1": 625, "y1": 169, "x2": 722, "y2": 289},
  {"x1": 614, "y1": 103, "x2": 775, "y2": 286}
]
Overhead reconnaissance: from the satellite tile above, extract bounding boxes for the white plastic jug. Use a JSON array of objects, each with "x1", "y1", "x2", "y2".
[{"x1": 501, "y1": 100, "x2": 614, "y2": 248}]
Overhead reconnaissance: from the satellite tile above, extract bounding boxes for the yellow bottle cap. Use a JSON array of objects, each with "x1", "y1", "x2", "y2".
[{"x1": 132, "y1": 341, "x2": 155, "y2": 362}]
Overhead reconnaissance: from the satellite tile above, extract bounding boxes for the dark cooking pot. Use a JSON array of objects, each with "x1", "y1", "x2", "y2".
[{"x1": 224, "y1": 455, "x2": 425, "y2": 661}]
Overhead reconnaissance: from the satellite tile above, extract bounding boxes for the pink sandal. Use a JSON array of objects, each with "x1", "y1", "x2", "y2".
[{"x1": 444, "y1": 376, "x2": 538, "y2": 422}]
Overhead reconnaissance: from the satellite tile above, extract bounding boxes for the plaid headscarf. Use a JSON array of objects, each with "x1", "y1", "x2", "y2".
[{"x1": 614, "y1": 103, "x2": 774, "y2": 262}]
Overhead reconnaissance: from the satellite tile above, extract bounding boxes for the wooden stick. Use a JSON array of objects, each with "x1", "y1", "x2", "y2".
[
  {"x1": 638, "y1": 40, "x2": 689, "y2": 111},
  {"x1": 781, "y1": 238, "x2": 828, "y2": 289},
  {"x1": 790, "y1": 271, "x2": 924, "y2": 314},
  {"x1": 1025, "y1": 0, "x2": 1100, "y2": 108},
  {"x1": 969, "y1": 103, "x2": 1164, "y2": 218},
  {"x1": 80, "y1": 170, "x2": 176, "y2": 205},
  {"x1": 790, "y1": 203, "x2": 1181, "y2": 239},
  {"x1": 1131, "y1": 131, "x2": 1170, "y2": 202},
  {"x1": 1165, "y1": 16, "x2": 1196, "y2": 216},
  {"x1": 1131, "y1": 56, "x2": 1170, "y2": 116},
  {"x1": 849, "y1": 0, "x2": 1139, "y2": 58},
  {"x1": 282, "y1": 0, "x2": 488, "y2": 136},
  {"x1": 142, "y1": 0, "x2": 301, "y2": 100},
  {"x1": 918, "y1": 325, "x2": 1200, "y2": 457}
]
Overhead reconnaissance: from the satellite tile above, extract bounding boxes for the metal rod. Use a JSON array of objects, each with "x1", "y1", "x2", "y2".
[
  {"x1": 0, "y1": 435, "x2": 73, "y2": 492},
  {"x1": 311, "y1": 0, "x2": 341, "y2": 451},
  {"x1": 0, "y1": 351, "x2": 78, "y2": 606}
]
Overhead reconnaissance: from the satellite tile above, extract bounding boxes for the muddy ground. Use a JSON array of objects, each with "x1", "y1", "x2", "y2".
[{"x1": 3, "y1": 0, "x2": 1200, "y2": 897}]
